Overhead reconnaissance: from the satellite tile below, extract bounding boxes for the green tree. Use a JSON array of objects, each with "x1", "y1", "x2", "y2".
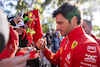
[
  {"x1": 0, "y1": 0, "x2": 100, "y2": 34},
  {"x1": 93, "y1": 25, "x2": 100, "y2": 38}
]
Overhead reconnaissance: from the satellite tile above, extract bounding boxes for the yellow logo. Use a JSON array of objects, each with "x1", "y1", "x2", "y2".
[
  {"x1": 60, "y1": 47, "x2": 63, "y2": 54},
  {"x1": 49, "y1": 54, "x2": 56, "y2": 61},
  {"x1": 71, "y1": 41, "x2": 78, "y2": 49}
]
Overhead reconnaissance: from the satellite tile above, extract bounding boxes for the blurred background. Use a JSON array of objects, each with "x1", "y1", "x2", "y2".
[{"x1": 0, "y1": 0, "x2": 100, "y2": 38}]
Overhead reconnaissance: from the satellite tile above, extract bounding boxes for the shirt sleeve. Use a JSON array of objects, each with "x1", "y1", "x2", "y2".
[
  {"x1": 74, "y1": 43, "x2": 100, "y2": 67},
  {"x1": 0, "y1": 25, "x2": 19, "y2": 59},
  {"x1": 42, "y1": 47, "x2": 60, "y2": 66}
]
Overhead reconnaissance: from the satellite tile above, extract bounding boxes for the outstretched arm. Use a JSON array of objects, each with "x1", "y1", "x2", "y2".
[{"x1": 0, "y1": 54, "x2": 30, "y2": 67}]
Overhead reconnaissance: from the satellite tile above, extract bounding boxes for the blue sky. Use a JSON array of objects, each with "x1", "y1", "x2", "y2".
[{"x1": 92, "y1": 11, "x2": 100, "y2": 27}]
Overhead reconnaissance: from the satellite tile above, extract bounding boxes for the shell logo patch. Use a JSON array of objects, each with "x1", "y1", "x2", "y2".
[
  {"x1": 71, "y1": 41, "x2": 78, "y2": 49},
  {"x1": 60, "y1": 47, "x2": 63, "y2": 54},
  {"x1": 49, "y1": 54, "x2": 56, "y2": 61}
]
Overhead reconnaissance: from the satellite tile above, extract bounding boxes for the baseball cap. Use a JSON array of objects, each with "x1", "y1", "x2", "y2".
[{"x1": 13, "y1": 20, "x2": 25, "y2": 28}]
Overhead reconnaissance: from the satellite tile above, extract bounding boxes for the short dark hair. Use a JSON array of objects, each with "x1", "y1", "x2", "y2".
[
  {"x1": 83, "y1": 19, "x2": 92, "y2": 27},
  {"x1": 52, "y1": 2, "x2": 82, "y2": 25}
]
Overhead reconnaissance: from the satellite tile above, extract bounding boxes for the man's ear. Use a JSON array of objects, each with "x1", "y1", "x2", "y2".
[{"x1": 70, "y1": 16, "x2": 78, "y2": 24}]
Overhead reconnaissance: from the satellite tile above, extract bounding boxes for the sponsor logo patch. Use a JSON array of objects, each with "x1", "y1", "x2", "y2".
[
  {"x1": 67, "y1": 52, "x2": 71, "y2": 60},
  {"x1": 80, "y1": 62, "x2": 92, "y2": 66},
  {"x1": 84, "y1": 54, "x2": 97, "y2": 63},
  {"x1": 65, "y1": 52, "x2": 71, "y2": 64},
  {"x1": 60, "y1": 47, "x2": 63, "y2": 54},
  {"x1": 71, "y1": 41, "x2": 78, "y2": 49},
  {"x1": 64, "y1": 63, "x2": 68, "y2": 67},
  {"x1": 49, "y1": 54, "x2": 56, "y2": 61},
  {"x1": 80, "y1": 62, "x2": 97, "y2": 67},
  {"x1": 87, "y1": 46, "x2": 97, "y2": 53}
]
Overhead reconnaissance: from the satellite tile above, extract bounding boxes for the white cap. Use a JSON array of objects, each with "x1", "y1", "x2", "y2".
[{"x1": 13, "y1": 21, "x2": 24, "y2": 28}]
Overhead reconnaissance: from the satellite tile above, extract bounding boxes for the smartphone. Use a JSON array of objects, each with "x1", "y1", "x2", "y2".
[
  {"x1": 17, "y1": 11, "x2": 23, "y2": 23},
  {"x1": 24, "y1": 47, "x2": 35, "y2": 56},
  {"x1": 18, "y1": 11, "x2": 23, "y2": 17},
  {"x1": 41, "y1": 37, "x2": 46, "y2": 46}
]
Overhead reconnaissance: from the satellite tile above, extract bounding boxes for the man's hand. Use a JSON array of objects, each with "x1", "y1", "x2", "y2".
[
  {"x1": 36, "y1": 38, "x2": 47, "y2": 51},
  {"x1": 0, "y1": 54, "x2": 30, "y2": 67}
]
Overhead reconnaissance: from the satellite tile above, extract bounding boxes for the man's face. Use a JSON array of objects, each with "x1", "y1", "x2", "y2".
[
  {"x1": 56, "y1": 14, "x2": 73, "y2": 36},
  {"x1": 81, "y1": 21, "x2": 91, "y2": 35}
]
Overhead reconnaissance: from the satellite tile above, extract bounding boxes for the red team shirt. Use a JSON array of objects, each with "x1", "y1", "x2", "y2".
[
  {"x1": 0, "y1": 26, "x2": 18, "y2": 59},
  {"x1": 43, "y1": 26, "x2": 100, "y2": 67},
  {"x1": 91, "y1": 34, "x2": 100, "y2": 46}
]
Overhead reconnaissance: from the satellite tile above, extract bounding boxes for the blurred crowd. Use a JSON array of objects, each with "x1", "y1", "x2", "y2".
[{"x1": 41, "y1": 29, "x2": 63, "y2": 67}]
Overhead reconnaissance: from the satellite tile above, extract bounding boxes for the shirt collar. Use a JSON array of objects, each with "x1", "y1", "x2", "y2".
[
  {"x1": 91, "y1": 34, "x2": 96, "y2": 40},
  {"x1": 66, "y1": 26, "x2": 85, "y2": 40}
]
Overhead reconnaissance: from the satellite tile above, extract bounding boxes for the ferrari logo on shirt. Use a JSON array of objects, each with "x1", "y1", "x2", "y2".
[{"x1": 71, "y1": 41, "x2": 78, "y2": 49}]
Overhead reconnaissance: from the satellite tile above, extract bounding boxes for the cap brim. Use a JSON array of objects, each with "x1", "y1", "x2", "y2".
[{"x1": 13, "y1": 24, "x2": 25, "y2": 28}]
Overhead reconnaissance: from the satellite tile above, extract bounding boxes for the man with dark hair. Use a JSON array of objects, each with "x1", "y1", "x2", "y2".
[
  {"x1": 81, "y1": 19, "x2": 100, "y2": 45},
  {"x1": 36, "y1": 2, "x2": 100, "y2": 67}
]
